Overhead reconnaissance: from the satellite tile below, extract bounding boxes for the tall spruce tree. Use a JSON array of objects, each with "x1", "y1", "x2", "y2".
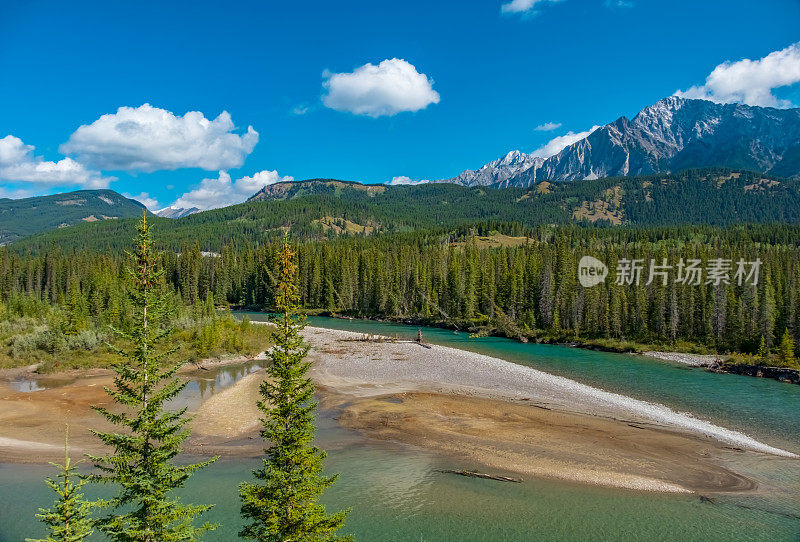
[
  {"x1": 89, "y1": 214, "x2": 216, "y2": 541},
  {"x1": 239, "y1": 239, "x2": 350, "y2": 541},
  {"x1": 28, "y1": 427, "x2": 95, "y2": 542}
]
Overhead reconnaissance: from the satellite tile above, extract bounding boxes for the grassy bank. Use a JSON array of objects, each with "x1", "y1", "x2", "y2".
[{"x1": 0, "y1": 312, "x2": 272, "y2": 373}]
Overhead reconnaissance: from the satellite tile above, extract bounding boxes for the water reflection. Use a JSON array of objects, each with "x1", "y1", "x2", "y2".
[
  {"x1": 9, "y1": 379, "x2": 47, "y2": 392},
  {"x1": 6, "y1": 361, "x2": 264, "y2": 405},
  {"x1": 169, "y1": 361, "x2": 264, "y2": 411},
  {"x1": 9, "y1": 375, "x2": 77, "y2": 393}
]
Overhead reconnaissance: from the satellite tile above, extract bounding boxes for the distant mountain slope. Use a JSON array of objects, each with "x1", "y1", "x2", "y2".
[
  {"x1": 441, "y1": 97, "x2": 800, "y2": 188},
  {"x1": 248, "y1": 178, "x2": 386, "y2": 201},
  {"x1": 12, "y1": 169, "x2": 800, "y2": 253},
  {"x1": 156, "y1": 206, "x2": 201, "y2": 218},
  {"x1": 440, "y1": 150, "x2": 544, "y2": 187},
  {"x1": 0, "y1": 189, "x2": 148, "y2": 244}
]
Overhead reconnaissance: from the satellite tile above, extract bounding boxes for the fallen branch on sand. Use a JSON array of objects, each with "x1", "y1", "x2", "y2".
[{"x1": 439, "y1": 469, "x2": 522, "y2": 483}]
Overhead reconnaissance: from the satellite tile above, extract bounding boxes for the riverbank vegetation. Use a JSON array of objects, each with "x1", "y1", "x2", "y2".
[
  {"x1": 0, "y1": 290, "x2": 268, "y2": 372},
  {"x1": 724, "y1": 331, "x2": 800, "y2": 370}
]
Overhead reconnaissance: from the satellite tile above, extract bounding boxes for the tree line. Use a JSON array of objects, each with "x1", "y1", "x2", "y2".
[{"x1": 6, "y1": 223, "x2": 800, "y2": 363}]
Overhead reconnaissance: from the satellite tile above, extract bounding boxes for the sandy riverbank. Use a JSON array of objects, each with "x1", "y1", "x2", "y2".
[
  {"x1": 0, "y1": 352, "x2": 267, "y2": 462},
  {"x1": 0, "y1": 326, "x2": 793, "y2": 494}
]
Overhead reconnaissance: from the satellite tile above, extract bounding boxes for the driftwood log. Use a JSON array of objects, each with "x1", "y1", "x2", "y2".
[{"x1": 439, "y1": 469, "x2": 522, "y2": 483}]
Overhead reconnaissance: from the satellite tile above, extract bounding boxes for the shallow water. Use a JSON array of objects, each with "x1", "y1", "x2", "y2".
[
  {"x1": 4, "y1": 450, "x2": 797, "y2": 542},
  {"x1": 2, "y1": 315, "x2": 800, "y2": 541},
  {"x1": 9, "y1": 374, "x2": 77, "y2": 393}
]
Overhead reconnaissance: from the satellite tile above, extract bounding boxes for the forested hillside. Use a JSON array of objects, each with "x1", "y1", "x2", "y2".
[
  {"x1": 0, "y1": 189, "x2": 148, "y2": 244},
  {"x1": 10, "y1": 168, "x2": 800, "y2": 253},
  {"x1": 247, "y1": 178, "x2": 387, "y2": 201},
  {"x1": 4, "y1": 223, "x2": 800, "y2": 361}
]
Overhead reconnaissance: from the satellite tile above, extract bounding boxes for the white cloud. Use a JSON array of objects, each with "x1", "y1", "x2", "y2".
[
  {"x1": 322, "y1": 58, "x2": 440, "y2": 117},
  {"x1": 501, "y1": 0, "x2": 562, "y2": 15},
  {"x1": 534, "y1": 122, "x2": 562, "y2": 131},
  {"x1": 605, "y1": 0, "x2": 634, "y2": 8},
  {"x1": 675, "y1": 42, "x2": 800, "y2": 108},
  {"x1": 234, "y1": 170, "x2": 293, "y2": 195},
  {"x1": 531, "y1": 126, "x2": 601, "y2": 158},
  {"x1": 0, "y1": 135, "x2": 113, "y2": 188},
  {"x1": 387, "y1": 176, "x2": 430, "y2": 186},
  {"x1": 61, "y1": 104, "x2": 259, "y2": 172},
  {"x1": 123, "y1": 192, "x2": 160, "y2": 211},
  {"x1": 172, "y1": 169, "x2": 293, "y2": 210}
]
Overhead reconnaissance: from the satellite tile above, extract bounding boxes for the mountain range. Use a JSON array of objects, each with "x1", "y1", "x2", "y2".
[
  {"x1": 441, "y1": 97, "x2": 800, "y2": 187},
  {"x1": 12, "y1": 168, "x2": 800, "y2": 253},
  {"x1": 441, "y1": 150, "x2": 544, "y2": 187}
]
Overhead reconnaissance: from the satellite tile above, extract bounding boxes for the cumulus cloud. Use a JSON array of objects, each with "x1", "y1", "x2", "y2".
[
  {"x1": 534, "y1": 122, "x2": 562, "y2": 131},
  {"x1": 61, "y1": 104, "x2": 259, "y2": 172},
  {"x1": 501, "y1": 0, "x2": 562, "y2": 15},
  {"x1": 0, "y1": 135, "x2": 113, "y2": 188},
  {"x1": 123, "y1": 192, "x2": 160, "y2": 211},
  {"x1": 531, "y1": 126, "x2": 601, "y2": 158},
  {"x1": 387, "y1": 176, "x2": 430, "y2": 186},
  {"x1": 322, "y1": 58, "x2": 440, "y2": 117},
  {"x1": 675, "y1": 42, "x2": 800, "y2": 108},
  {"x1": 171, "y1": 170, "x2": 293, "y2": 210}
]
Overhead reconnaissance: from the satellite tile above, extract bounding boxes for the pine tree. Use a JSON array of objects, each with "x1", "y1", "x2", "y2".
[
  {"x1": 778, "y1": 329, "x2": 797, "y2": 368},
  {"x1": 28, "y1": 428, "x2": 95, "y2": 542},
  {"x1": 89, "y1": 214, "x2": 216, "y2": 541},
  {"x1": 239, "y1": 238, "x2": 350, "y2": 541},
  {"x1": 756, "y1": 336, "x2": 770, "y2": 364}
]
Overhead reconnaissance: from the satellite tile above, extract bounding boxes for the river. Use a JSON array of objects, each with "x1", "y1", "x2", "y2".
[{"x1": 1, "y1": 315, "x2": 798, "y2": 541}]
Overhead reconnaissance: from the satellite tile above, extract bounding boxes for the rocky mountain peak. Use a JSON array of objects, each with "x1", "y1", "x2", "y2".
[{"x1": 441, "y1": 97, "x2": 800, "y2": 189}]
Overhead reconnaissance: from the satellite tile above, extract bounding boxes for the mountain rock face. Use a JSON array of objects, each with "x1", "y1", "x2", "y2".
[
  {"x1": 0, "y1": 189, "x2": 147, "y2": 244},
  {"x1": 440, "y1": 150, "x2": 544, "y2": 187},
  {"x1": 156, "y1": 206, "x2": 201, "y2": 218},
  {"x1": 443, "y1": 97, "x2": 800, "y2": 188}
]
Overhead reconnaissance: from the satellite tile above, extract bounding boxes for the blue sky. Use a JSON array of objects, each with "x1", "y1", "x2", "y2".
[{"x1": 1, "y1": 0, "x2": 799, "y2": 210}]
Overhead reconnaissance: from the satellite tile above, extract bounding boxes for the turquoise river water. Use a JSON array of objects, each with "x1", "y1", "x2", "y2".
[{"x1": 1, "y1": 315, "x2": 799, "y2": 541}]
